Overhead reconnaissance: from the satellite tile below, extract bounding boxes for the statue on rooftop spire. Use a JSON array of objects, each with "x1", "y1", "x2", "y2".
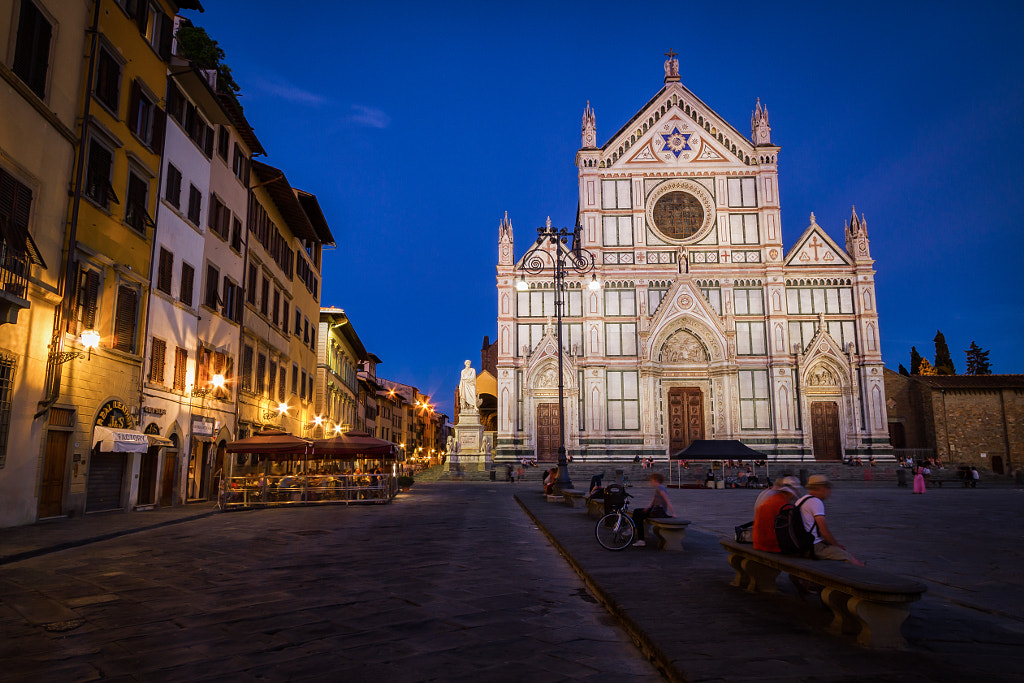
[
  {"x1": 664, "y1": 49, "x2": 680, "y2": 83},
  {"x1": 581, "y1": 101, "x2": 596, "y2": 148}
]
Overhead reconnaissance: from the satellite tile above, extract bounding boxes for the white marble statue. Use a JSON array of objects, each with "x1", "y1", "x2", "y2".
[
  {"x1": 483, "y1": 435, "x2": 492, "y2": 456},
  {"x1": 459, "y1": 360, "x2": 478, "y2": 409}
]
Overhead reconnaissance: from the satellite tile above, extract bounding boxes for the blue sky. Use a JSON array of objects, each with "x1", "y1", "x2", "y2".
[{"x1": 191, "y1": 1, "x2": 1024, "y2": 414}]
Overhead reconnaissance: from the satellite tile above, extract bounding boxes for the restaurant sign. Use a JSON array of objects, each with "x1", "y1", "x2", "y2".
[{"x1": 96, "y1": 400, "x2": 136, "y2": 429}]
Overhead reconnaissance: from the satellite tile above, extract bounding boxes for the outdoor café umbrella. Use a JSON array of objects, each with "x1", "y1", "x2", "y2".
[
  {"x1": 312, "y1": 431, "x2": 396, "y2": 458},
  {"x1": 225, "y1": 429, "x2": 312, "y2": 456}
]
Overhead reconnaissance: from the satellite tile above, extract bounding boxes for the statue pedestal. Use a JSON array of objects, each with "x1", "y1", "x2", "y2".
[{"x1": 450, "y1": 408, "x2": 490, "y2": 472}]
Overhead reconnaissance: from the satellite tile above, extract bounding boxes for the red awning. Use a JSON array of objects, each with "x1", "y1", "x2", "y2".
[
  {"x1": 312, "y1": 431, "x2": 396, "y2": 458},
  {"x1": 225, "y1": 429, "x2": 311, "y2": 455}
]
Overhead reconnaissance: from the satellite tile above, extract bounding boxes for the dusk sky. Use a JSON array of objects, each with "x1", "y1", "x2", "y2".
[{"x1": 190, "y1": 1, "x2": 1024, "y2": 415}]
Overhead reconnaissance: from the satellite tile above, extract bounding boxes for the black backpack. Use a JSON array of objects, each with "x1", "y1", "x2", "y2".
[{"x1": 774, "y1": 495, "x2": 817, "y2": 556}]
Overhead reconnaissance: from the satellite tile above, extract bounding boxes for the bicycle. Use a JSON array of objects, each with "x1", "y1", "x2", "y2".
[{"x1": 595, "y1": 486, "x2": 635, "y2": 551}]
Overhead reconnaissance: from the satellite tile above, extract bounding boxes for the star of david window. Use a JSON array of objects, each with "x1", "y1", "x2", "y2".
[{"x1": 652, "y1": 191, "x2": 704, "y2": 239}]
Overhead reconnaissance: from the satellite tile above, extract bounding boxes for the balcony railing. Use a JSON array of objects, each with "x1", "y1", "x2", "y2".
[{"x1": 0, "y1": 241, "x2": 29, "y2": 301}]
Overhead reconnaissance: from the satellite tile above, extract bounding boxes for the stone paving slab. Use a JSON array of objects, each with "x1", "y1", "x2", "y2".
[
  {"x1": 0, "y1": 486, "x2": 663, "y2": 682},
  {"x1": 517, "y1": 485, "x2": 1024, "y2": 682}
]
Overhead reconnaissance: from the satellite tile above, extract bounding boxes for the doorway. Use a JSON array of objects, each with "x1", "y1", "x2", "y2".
[
  {"x1": 811, "y1": 401, "x2": 842, "y2": 461},
  {"x1": 138, "y1": 447, "x2": 158, "y2": 505},
  {"x1": 38, "y1": 430, "x2": 69, "y2": 518},
  {"x1": 668, "y1": 387, "x2": 704, "y2": 455},
  {"x1": 536, "y1": 403, "x2": 559, "y2": 462},
  {"x1": 85, "y1": 450, "x2": 127, "y2": 512}
]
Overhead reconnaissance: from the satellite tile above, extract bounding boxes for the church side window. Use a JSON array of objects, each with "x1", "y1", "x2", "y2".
[
  {"x1": 516, "y1": 323, "x2": 543, "y2": 356},
  {"x1": 728, "y1": 214, "x2": 758, "y2": 244},
  {"x1": 788, "y1": 321, "x2": 857, "y2": 353},
  {"x1": 735, "y1": 322, "x2": 766, "y2": 355},
  {"x1": 604, "y1": 289, "x2": 636, "y2": 316},
  {"x1": 727, "y1": 177, "x2": 757, "y2": 208},
  {"x1": 738, "y1": 370, "x2": 770, "y2": 429},
  {"x1": 648, "y1": 288, "x2": 669, "y2": 315},
  {"x1": 786, "y1": 287, "x2": 854, "y2": 314},
  {"x1": 605, "y1": 322, "x2": 637, "y2": 356},
  {"x1": 561, "y1": 323, "x2": 583, "y2": 354},
  {"x1": 601, "y1": 179, "x2": 631, "y2": 209},
  {"x1": 606, "y1": 370, "x2": 639, "y2": 430},
  {"x1": 602, "y1": 216, "x2": 633, "y2": 246},
  {"x1": 701, "y1": 287, "x2": 722, "y2": 315},
  {"x1": 733, "y1": 289, "x2": 764, "y2": 315}
]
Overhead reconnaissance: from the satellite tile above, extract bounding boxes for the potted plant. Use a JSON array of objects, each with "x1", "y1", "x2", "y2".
[{"x1": 397, "y1": 475, "x2": 415, "y2": 492}]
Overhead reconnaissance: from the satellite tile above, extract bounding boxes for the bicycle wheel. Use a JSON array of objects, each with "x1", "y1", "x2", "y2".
[{"x1": 595, "y1": 511, "x2": 635, "y2": 551}]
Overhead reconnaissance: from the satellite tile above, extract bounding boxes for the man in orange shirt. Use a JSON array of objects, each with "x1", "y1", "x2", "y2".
[{"x1": 752, "y1": 478, "x2": 801, "y2": 552}]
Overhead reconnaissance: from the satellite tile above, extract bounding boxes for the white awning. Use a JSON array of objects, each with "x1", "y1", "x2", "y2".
[{"x1": 93, "y1": 426, "x2": 150, "y2": 453}]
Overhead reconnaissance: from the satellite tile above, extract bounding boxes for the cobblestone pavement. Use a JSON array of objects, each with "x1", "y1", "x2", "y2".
[
  {"x1": 0, "y1": 487, "x2": 661, "y2": 682},
  {"x1": 2, "y1": 482, "x2": 1022, "y2": 682},
  {"x1": 518, "y1": 482, "x2": 1024, "y2": 682}
]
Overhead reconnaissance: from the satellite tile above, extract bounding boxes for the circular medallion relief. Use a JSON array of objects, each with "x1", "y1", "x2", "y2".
[
  {"x1": 676, "y1": 294, "x2": 693, "y2": 309},
  {"x1": 645, "y1": 179, "x2": 716, "y2": 244}
]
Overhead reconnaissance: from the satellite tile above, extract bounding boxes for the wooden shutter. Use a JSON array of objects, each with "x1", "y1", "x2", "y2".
[
  {"x1": 81, "y1": 269, "x2": 99, "y2": 330},
  {"x1": 279, "y1": 367, "x2": 286, "y2": 402},
  {"x1": 157, "y1": 247, "x2": 172, "y2": 293},
  {"x1": 134, "y1": 0, "x2": 149, "y2": 34},
  {"x1": 149, "y1": 338, "x2": 165, "y2": 383},
  {"x1": 12, "y1": 0, "x2": 51, "y2": 99},
  {"x1": 173, "y1": 347, "x2": 187, "y2": 391},
  {"x1": 256, "y1": 354, "x2": 266, "y2": 394},
  {"x1": 151, "y1": 107, "x2": 165, "y2": 155},
  {"x1": 113, "y1": 285, "x2": 138, "y2": 352},
  {"x1": 180, "y1": 262, "x2": 193, "y2": 306},
  {"x1": 128, "y1": 80, "x2": 142, "y2": 137},
  {"x1": 241, "y1": 346, "x2": 253, "y2": 392},
  {"x1": 157, "y1": 13, "x2": 172, "y2": 61},
  {"x1": 0, "y1": 168, "x2": 31, "y2": 250}
]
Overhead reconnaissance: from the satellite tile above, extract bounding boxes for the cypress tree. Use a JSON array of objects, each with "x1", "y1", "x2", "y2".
[
  {"x1": 933, "y1": 331, "x2": 956, "y2": 375},
  {"x1": 910, "y1": 347, "x2": 922, "y2": 375},
  {"x1": 898, "y1": 364, "x2": 910, "y2": 376},
  {"x1": 965, "y1": 342, "x2": 992, "y2": 375}
]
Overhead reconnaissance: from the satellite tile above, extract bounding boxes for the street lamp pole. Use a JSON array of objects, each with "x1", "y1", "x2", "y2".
[{"x1": 517, "y1": 218, "x2": 597, "y2": 490}]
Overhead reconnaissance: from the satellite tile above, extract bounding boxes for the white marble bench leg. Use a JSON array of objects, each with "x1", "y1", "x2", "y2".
[
  {"x1": 741, "y1": 558, "x2": 780, "y2": 594},
  {"x1": 655, "y1": 525, "x2": 688, "y2": 551},
  {"x1": 847, "y1": 596, "x2": 912, "y2": 649},
  {"x1": 821, "y1": 587, "x2": 857, "y2": 635}
]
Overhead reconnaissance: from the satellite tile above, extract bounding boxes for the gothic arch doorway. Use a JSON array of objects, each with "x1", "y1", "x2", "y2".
[
  {"x1": 668, "y1": 387, "x2": 704, "y2": 454},
  {"x1": 811, "y1": 401, "x2": 842, "y2": 461}
]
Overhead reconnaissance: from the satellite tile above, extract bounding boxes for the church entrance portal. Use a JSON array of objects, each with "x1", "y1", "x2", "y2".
[
  {"x1": 668, "y1": 387, "x2": 704, "y2": 455},
  {"x1": 811, "y1": 402, "x2": 842, "y2": 460},
  {"x1": 536, "y1": 403, "x2": 559, "y2": 462}
]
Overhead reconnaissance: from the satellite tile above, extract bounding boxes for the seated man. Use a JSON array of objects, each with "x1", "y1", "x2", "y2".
[{"x1": 801, "y1": 475, "x2": 864, "y2": 566}]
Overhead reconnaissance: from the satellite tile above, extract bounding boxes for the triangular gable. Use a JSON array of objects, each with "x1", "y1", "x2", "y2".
[
  {"x1": 602, "y1": 83, "x2": 756, "y2": 170},
  {"x1": 784, "y1": 214, "x2": 852, "y2": 267},
  {"x1": 642, "y1": 279, "x2": 729, "y2": 362},
  {"x1": 800, "y1": 315, "x2": 851, "y2": 383},
  {"x1": 523, "y1": 325, "x2": 577, "y2": 389}
]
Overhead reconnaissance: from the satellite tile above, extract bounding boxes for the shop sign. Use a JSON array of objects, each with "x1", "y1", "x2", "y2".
[
  {"x1": 192, "y1": 416, "x2": 215, "y2": 436},
  {"x1": 143, "y1": 406, "x2": 167, "y2": 415},
  {"x1": 96, "y1": 400, "x2": 136, "y2": 429}
]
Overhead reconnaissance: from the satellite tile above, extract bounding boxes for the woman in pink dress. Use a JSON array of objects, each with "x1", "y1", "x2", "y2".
[{"x1": 912, "y1": 464, "x2": 926, "y2": 494}]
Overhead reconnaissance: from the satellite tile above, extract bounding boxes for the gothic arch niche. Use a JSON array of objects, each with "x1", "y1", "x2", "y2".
[
  {"x1": 803, "y1": 360, "x2": 847, "y2": 461},
  {"x1": 657, "y1": 329, "x2": 710, "y2": 365},
  {"x1": 524, "y1": 356, "x2": 579, "y2": 462}
]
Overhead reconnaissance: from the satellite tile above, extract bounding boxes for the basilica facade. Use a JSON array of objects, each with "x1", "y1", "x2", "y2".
[{"x1": 494, "y1": 55, "x2": 891, "y2": 465}]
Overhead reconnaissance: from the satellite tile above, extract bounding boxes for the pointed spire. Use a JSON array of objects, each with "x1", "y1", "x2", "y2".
[
  {"x1": 752, "y1": 97, "x2": 771, "y2": 145},
  {"x1": 581, "y1": 100, "x2": 596, "y2": 148},
  {"x1": 809, "y1": 212, "x2": 817, "y2": 226},
  {"x1": 499, "y1": 211, "x2": 513, "y2": 243},
  {"x1": 847, "y1": 205, "x2": 868, "y2": 238}
]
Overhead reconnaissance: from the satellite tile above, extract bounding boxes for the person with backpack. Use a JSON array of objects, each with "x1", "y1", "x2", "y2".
[
  {"x1": 752, "y1": 479, "x2": 801, "y2": 552},
  {"x1": 800, "y1": 475, "x2": 864, "y2": 566}
]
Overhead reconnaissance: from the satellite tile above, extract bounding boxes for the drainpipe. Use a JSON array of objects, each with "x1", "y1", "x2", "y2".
[{"x1": 35, "y1": 0, "x2": 103, "y2": 419}]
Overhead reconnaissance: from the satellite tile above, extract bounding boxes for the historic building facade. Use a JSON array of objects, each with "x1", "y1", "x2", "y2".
[{"x1": 495, "y1": 55, "x2": 891, "y2": 465}]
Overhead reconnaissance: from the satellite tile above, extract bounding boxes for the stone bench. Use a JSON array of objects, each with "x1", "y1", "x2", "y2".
[
  {"x1": 643, "y1": 518, "x2": 692, "y2": 551},
  {"x1": 719, "y1": 538, "x2": 927, "y2": 649},
  {"x1": 585, "y1": 498, "x2": 605, "y2": 519},
  {"x1": 560, "y1": 490, "x2": 588, "y2": 508}
]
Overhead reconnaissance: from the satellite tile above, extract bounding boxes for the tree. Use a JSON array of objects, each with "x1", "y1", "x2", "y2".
[
  {"x1": 965, "y1": 342, "x2": 992, "y2": 375},
  {"x1": 910, "y1": 347, "x2": 922, "y2": 375},
  {"x1": 933, "y1": 330, "x2": 956, "y2": 375},
  {"x1": 918, "y1": 358, "x2": 939, "y2": 375},
  {"x1": 898, "y1": 364, "x2": 910, "y2": 376},
  {"x1": 175, "y1": 26, "x2": 241, "y2": 95}
]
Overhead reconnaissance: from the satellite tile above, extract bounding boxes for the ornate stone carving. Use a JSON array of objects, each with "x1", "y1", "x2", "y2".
[
  {"x1": 659, "y1": 330, "x2": 709, "y2": 363},
  {"x1": 809, "y1": 366, "x2": 837, "y2": 386},
  {"x1": 537, "y1": 367, "x2": 558, "y2": 388}
]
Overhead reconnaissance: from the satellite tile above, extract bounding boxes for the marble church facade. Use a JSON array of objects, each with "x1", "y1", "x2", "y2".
[{"x1": 494, "y1": 55, "x2": 891, "y2": 465}]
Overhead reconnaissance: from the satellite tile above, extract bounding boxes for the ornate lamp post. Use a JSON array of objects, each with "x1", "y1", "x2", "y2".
[{"x1": 516, "y1": 218, "x2": 598, "y2": 489}]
